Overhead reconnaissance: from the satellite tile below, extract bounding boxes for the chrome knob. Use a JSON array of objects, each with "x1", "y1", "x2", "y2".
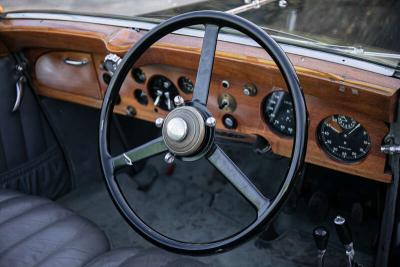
[
  {"x1": 174, "y1": 95, "x2": 185, "y2": 107},
  {"x1": 166, "y1": 117, "x2": 188, "y2": 142},
  {"x1": 155, "y1": 117, "x2": 164, "y2": 128},
  {"x1": 164, "y1": 152, "x2": 175, "y2": 164},
  {"x1": 206, "y1": 117, "x2": 216, "y2": 127}
]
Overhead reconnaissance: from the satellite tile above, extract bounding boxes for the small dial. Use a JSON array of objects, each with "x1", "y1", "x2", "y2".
[
  {"x1": 337, "y1": 115, "x2": 356, "y2": 130},
  {"x1": 131, "y1": 68, "x2": 146, "y2": 84},
  {"x1": 178, "y1": 76, "x2": 194, "y2": 94},
  {"x1": 317, "y1": 115, "x2": 371, "y2": 163},
  {"x1": 263, "y1": 90, "x2": 294, "y2": 137}
]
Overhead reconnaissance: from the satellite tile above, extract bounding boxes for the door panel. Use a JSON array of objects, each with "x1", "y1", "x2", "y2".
[{"x1": 0, "y1": 53, "x2": 72, "y2": 198}]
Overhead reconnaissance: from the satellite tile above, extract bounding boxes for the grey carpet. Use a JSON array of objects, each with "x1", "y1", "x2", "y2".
[{"x1": 59, "y1": 144, "x2": 374, "y2": 267}]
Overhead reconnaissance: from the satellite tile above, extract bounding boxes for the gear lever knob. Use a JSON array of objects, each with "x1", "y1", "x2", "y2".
[
  {"x1": 334, "y1": 215, "x2": 353, "y2": 245},
  {"x1": 313, "y1": 226, "x2": 329, "y2": 251}
]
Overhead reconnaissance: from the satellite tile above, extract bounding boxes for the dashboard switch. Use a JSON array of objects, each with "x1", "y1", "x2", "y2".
[
  {"x1": 218, "y1": 93, "x2": 236, "y2": 112},
  {"x1": 126, "y1": 106, "x2": 136, "y2": 117},
  {"x1": 223, "y1": 114, "x2": 237, "y2": 129},
  {"x1": 153, "y1": 90, "x2": 163, "y2": 107},
  {"x1": 243, "y1": 83, "x2": 257, "y2": 96}
]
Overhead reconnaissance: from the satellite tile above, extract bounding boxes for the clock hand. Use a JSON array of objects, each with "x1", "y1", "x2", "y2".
[
  {"x1": 345, "y1": 123, "x2": 361, "y2": 138},
  {"x1": 327, "y1": 123, "x2": 341, "y2": 134}
]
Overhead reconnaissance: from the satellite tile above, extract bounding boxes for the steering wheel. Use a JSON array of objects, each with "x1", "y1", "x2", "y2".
[{"x1": 99, "y1": 10, "x2": 308, "y2": 254}]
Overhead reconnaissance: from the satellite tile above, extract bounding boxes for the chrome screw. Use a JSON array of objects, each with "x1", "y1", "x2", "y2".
[
  {"x1": 206, "y1": 117, "x2": 216, "y2": 127},
  {"x1": 164, "y1": 152, "x2": 175, "y2": 164},
  {"x1": 155, "y1": 117, "x2": 164, "y2": 128},
  {"x1": 174, "y1": 95, "x2": 185, "y2": 107}
]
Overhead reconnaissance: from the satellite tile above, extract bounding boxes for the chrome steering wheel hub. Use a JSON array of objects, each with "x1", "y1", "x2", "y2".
[
  {"x1": 162, "y1": 106, "x2": 206, "y2": 156},
  {"x1": 166, "y1": 117, "x2": 188, "y2": 142}
]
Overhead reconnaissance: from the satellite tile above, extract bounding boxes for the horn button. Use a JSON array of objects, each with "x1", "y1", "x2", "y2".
[{"x1": 162, "y1": 106, "x2": 206, "y2": 156}]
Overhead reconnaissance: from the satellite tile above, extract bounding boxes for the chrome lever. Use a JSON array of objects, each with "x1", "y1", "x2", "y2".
[
  {"x1": 153, "y1": 90, "x2": 163, "y2": 107},
  {"x1": 12, "y1": 76, "x2": 26, "y2": 112},
  {"x1": 63, "y1": 58, "x2": 89, "y2": 66}
]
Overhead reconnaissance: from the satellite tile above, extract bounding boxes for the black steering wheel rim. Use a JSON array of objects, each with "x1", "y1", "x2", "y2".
[{"x1": 99, "y1": 10, "x2": 308, "y2": 254}]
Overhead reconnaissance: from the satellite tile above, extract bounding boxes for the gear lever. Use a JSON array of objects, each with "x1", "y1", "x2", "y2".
[
  {"x1": 313, "y1": 226, "x2": 329, "y2": 267},
  {"x1": 334, "y1": 215, "x2": 359, "y2": 267}
]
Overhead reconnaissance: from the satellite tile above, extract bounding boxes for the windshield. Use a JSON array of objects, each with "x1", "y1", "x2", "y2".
[{"x1": 2, "y1": 0, "x2": 400, "y2": 68}]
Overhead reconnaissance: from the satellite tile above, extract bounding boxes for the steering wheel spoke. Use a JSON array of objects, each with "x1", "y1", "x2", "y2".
[
  {"x1": 208, "y1": 145, "x2": 270, "y2": 216},
  {"x1": 192, "y1": 24, "x2": 220, "y2": 105},
  {"x1": 111, "y1": 136, "x2": 168, "y2": 171}
]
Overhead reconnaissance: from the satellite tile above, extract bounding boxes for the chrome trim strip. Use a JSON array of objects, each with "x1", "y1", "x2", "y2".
[{"x1": 5, "y1": 12, "x2": 396, "y2": 76}]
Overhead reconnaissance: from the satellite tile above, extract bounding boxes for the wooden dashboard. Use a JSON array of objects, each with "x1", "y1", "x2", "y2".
[{"x1": 1, "y1": 18, "x2": 399, "y2": 183}]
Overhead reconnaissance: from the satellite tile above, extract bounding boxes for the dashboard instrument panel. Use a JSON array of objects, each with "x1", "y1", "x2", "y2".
[{"x1": 2, "y1": 19, "x2": 399, "y2": 183}]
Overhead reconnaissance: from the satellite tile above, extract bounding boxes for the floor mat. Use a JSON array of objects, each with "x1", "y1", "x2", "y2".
[{"x1": 59, "y1": 145, "x2": 374, "y2": 267}]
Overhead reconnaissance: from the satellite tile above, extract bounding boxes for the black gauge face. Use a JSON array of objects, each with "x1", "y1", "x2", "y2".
[
  {"x1": 178, "y1": 76, "x2": 194, "y2": 94},
  {"x1": 148, "y1": 75, "x2": 179, "y2": 111},
  {"x1": 263, "y1": 90, "x2": 295, "y2": 137},
  {"x1": 318, "y1": 115, "x2": 371, "y2": 163},
  {"x1": 337, "y1": 115, "x2": 356, "y2": 130},
  {"x1": 131, "y1": 68, "x2": 146, "y2": 84}
]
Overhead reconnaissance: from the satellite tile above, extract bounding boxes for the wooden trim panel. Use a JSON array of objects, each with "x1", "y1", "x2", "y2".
[
  {"x1": 35, "y1": 51, "x2": 102, "y2": 99},
  {"x1": 1, "y1": 19, "x2": 399, "y2": 183}
]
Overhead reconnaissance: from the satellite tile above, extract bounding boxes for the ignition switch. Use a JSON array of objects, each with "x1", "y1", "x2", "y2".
[{"x1": 218, "y1": 93, "x2": 236, "y2": 112}]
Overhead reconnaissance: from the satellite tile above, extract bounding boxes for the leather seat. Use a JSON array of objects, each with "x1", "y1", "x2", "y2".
[
  {"x1": 0, "y1": 189, "x2": 207, "y2": 267},
  {"x1": 0, "y1": 189, "x2": 109, "y2": 267}
]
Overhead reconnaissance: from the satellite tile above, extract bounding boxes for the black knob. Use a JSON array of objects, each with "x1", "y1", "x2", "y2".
[
  {"x1": 313, "y1": 226, "x2": 329, "y2": 250},
  {"x1": 334, "y1": 215, "x2": 353, "y2": 245},
  {"x1": 223, "y1": 114, "x2": 237, "y2": 129}
]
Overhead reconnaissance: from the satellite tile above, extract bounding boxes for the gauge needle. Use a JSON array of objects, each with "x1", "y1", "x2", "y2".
[
  {"x1": 346, "y1": 123, "x2": 361, "y2": 137},
  {"x1": 327, "y1": 123, "x2": 341, "y2": 133}
]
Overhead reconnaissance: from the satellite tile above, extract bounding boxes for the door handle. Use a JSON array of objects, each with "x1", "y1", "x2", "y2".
[
  {"x1": 63, "y1": 58, "x2": 89, "y2": 66},
  {"x1": 12, "y1": 76, "x2": 25, "y2": 113}
]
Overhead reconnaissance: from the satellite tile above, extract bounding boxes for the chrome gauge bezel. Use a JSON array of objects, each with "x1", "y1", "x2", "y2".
[{"x1": 317, "y1": 114, "x2": 371, "y2": 164}]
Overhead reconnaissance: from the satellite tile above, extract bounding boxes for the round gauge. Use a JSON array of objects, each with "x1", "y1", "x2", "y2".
[
  {"x1": 337, "y1": 115, "x2": 356, "y2": 130},
  {"x1": 178, "y1": 76, "x2": 194, "y2": 94},
  {"x1": 263, "y1": 90, "x2": 295, "y2": 137},
  {"x1": 131, "y1": 68, "x2": 146, "y2": 84},
  {"x1": 317, "y1": 115, "x2": 371, "y2": 163}
]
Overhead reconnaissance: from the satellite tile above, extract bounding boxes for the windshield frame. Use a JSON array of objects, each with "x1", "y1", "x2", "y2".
[{"x1": 2, "y1": 10, "x2": 398, "y2": 76}]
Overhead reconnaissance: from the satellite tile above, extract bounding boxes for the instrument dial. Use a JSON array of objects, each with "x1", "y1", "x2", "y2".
[
  {"x1": 178, "y1": 76, "x2": 194, "y2": 94},
  {"x1": 337, "y1": 115, "x2": 356, "y2": 130},
  {"x1": 263, "y1": 90, "x2": 295, "y2": 137},
  {"x1": 317, "y1": 115, "x2": 371, "y2": 163}
]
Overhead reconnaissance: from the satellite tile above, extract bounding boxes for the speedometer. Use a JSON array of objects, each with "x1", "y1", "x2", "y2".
[
  {"x1": 263, "y1": 90, "x2": 295, "y2": 137},
  {"x1": 317, "y1": 115, "x2": 371, "y2": 163}
]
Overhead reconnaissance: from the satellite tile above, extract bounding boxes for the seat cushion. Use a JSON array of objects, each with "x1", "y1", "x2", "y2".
[
  {"x1": 0, "y1": 189, "x2": 110, "y2": 267},
  {"x1": 85, "y1": 247, "x2": 208, "y2": 267}
]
